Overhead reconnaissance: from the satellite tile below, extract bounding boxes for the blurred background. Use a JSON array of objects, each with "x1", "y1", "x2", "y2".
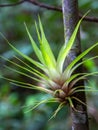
[{"x1": 0, "y1": 0, "x2": 98, "y2": 130}]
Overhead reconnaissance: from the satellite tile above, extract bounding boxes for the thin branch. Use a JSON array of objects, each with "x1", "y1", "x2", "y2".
[
  {"x1": 79, "y1": 14, "x2": 98, "y2": 23},
  {"x1": 0, "y1": 0, "x2": 98, "y2": 23},
  {"x1": 0, "y1": 0, "x2": 25, "y2": 7},
  {"x1": 28, "y1": 0, "x2": 61, "y2": 11}
]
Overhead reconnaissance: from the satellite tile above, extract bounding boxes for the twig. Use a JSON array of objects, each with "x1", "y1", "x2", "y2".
[
  {"x1": 79, "y1": 14, "x2": 98, "y2": 23},
  {"x1": 0, "y1": 0, "x2": 25, "y2": 7},
  {"x1": 0, "y1": 0, "x2": 98, "y2": 23},
  {"x1": 28, "y1": 0, "x2": 61, "y2": 11}
]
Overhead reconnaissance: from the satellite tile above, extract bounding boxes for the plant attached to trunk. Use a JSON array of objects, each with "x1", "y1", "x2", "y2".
[{"x1": 1, "y1": 15, "x2": 98, "y2": 119}]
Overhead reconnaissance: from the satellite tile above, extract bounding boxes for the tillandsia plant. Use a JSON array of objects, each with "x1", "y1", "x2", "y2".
[{"x1": 1, "y1": 15, "x2": 98, "y2": 119}]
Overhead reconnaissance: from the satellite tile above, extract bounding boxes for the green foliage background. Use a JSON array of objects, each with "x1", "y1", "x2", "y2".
[{"x1": 0, "y1": 0, "x2": 98, "y2": 130}]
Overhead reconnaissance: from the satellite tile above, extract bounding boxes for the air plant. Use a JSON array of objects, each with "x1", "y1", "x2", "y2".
[{"x1": 1, "y1": 14, "x2": 98, "y2": 119}]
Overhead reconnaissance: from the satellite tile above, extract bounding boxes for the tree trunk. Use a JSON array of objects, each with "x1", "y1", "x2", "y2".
[{"x1": 62, "y1": 0, "x2": 89, "y2": 130}]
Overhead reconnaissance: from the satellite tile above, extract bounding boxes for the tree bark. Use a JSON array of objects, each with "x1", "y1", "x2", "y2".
[{"x1": 62, "y1": 0, "x2": 89, "y2": 130}]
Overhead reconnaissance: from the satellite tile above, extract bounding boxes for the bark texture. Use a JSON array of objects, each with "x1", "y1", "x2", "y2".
[{"x1": 62, "y1": 0, "x2": 89, "y2": 130}]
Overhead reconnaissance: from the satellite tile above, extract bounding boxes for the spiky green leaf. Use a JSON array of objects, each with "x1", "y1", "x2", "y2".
[
  {"x1": 64, "y1": 42, "x2": 98, "y2": 78},
  {"x1": 24, "y1": 23, "x2": 45, "y2": 64},
  {"x1": 38, "y1": 17, "x2": 56, "y2": 70},
  {"x1": 57, "y1": 11, "x2": 90, "y2": 73}
]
